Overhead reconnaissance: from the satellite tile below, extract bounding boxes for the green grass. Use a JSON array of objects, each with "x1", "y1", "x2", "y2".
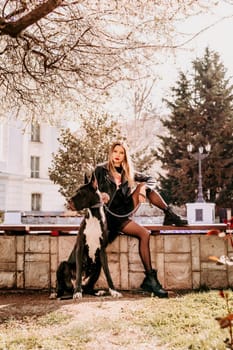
[
  {"x1": 0, "y1": 290, "x2": 232, "y2": 349},
  {"x1": 133, "y1": 290, "x2": 231, "y2": 349}
]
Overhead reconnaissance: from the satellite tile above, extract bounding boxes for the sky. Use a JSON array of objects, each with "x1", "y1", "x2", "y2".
[
  {"x1": 66, "y1": 1, "x2": 233, "y2": 126},
  {"x1": 154, "y1": 1, "x2": 233, "y2": 113},
  {"x1": 103, "y1": 2, "x2": 233, "y2": 119},
  {"x1": 176, "y1": 1, "x2": 233, "y2": 70}
]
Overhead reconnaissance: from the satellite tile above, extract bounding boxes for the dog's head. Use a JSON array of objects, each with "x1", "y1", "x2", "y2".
[{"x1": 69, "y1": 172, "x2": 101, "y2": 211}]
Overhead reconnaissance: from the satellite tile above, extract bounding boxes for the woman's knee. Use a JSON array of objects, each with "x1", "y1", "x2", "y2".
[
  {"x1": 122, "y1": 221, "x2": 150, "y2": 239},
  {"x1": 140, "y1": 229, "x2": 150, "y2": 242}
]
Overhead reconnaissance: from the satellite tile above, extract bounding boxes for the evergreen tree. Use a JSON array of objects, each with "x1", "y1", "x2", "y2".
[
  {"x1": 49, "y1": 113, "x2": 123, "y2": 199},
  {"x1": 156, "y1": 48, "x2": 233, "y2": 208},
  {"x1": 132, "y1": 146, "x2": 156, "y2": 173}
]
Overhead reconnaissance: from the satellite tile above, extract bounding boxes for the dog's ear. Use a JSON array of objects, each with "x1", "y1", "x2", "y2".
[
  {"x1": 84, "y1": 174, "x2": 89, "y2": 184},
  {"x1": 90, "y1": 172, "x2": 98, "y2": 190}
]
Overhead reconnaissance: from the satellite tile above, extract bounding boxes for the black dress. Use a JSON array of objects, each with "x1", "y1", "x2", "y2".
[
  {"x1": 105, "y1": 186, "x2": 134, "y2": 243},
  {"x1": 94, "y1": 162, "x2": 153, "y2": 243}
]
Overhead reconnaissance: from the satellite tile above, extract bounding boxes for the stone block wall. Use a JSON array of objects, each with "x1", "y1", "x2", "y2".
[{"x1": 0, "y1": 233, "x2": 232, "y2": 291}]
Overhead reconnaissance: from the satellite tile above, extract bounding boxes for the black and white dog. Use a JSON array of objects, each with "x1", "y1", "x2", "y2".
[{"x1": 55, "y1": 173, "x2": 122, "y2": 299}]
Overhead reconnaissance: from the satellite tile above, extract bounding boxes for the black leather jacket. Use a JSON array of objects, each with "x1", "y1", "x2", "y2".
[{"x1": 94, "y1": 162, "x2": 153, "y2": 213}]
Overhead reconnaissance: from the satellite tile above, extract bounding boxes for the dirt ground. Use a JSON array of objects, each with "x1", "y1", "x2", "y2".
[
  {"x1": 0, "y1": 289, "x2": 177, "y2": 322},
  {"x1": 0, "y1": 289, "x2": 149, "y2": 322},
  {"x1": 0, "y1": 290, "x2": 169, "y2": 349},
  {"x1": 0, "y1": 290, "x2": 66, "y2": 322}
]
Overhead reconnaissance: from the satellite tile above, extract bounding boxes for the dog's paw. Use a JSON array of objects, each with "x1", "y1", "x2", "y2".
[
  {"x1": 109, "y1": 288, "x2": 123, "y2": 298},
  {"x1": 95, "y1": 290, "x2": 107, "y2": 296},
  {"x1": 73, "y1": 292, "x2": 83, "y2": 299},
  {"x1": 49, "y1": 292, "x2": 57, "y2": 300}
]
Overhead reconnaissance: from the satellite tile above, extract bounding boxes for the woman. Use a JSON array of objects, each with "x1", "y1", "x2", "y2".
[{"x1": 94, "y1": 141, "x2": 187, "y2": 298}]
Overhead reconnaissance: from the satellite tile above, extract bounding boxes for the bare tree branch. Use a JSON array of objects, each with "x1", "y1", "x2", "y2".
[
  {"x1": 0, "y1": 0, "x2": 224, "y2": 122},
  {"x1": 0, "y1": 0, "x2": 63, "y2": 37}
]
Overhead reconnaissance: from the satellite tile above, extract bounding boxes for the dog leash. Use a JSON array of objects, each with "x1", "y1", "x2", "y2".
[
  {"x1": 89, "y1": 182, "x2": 140, "y2": 218},
  {"x1": 89, "y1": 201, "x2": 139, "y2": 218},
  {"x1": 90, "y1": 202, "x2": 103, "y2": 209},
  {"x1": 90, "y1": 202, "x2": 139, "y2": 218},
  {"x1": 103, "y1": 203, "x2": 140, "y2": 218}
]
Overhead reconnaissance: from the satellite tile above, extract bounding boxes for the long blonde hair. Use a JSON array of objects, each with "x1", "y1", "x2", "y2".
[{"x1": 107, "y1": 141, "x2": 135, "y2": 187}]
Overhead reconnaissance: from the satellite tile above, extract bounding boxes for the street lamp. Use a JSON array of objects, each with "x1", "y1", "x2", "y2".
[{"x1": 187, "y1": 143, "x2": 211, "y2": 203}]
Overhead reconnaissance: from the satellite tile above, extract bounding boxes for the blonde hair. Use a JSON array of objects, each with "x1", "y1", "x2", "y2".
[{"x1": 107, "y1": 141, "x2": 135, "y2": 187}]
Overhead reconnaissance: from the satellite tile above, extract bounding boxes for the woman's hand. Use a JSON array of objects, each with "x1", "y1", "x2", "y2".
[{"x1": 101, "y1": 192, "x2": 110, "y2": 204}]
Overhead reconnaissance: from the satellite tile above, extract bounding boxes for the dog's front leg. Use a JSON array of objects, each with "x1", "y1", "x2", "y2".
[
  {"x1": 73, "y1": 235, "x2": 84, "y2": 300},
  {"x1": 99, "y1": 249, "x2": 122, "y2": 298}
]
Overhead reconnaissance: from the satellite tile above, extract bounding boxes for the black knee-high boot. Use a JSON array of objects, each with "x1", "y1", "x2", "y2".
[{"x1": 140, "y1": 269, "x2": 168, "y2": 298}]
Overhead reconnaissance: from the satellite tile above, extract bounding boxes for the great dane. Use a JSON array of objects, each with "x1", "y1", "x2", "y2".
[{"x1": 54, "y1": 173, "x2": 122, "y2": 299}]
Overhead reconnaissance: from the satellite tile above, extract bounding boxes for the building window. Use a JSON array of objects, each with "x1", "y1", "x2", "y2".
[
  {"x1": 31, "y1": 156, "x2": 40, "y2": 178},
  {"x1": 31, "y1": 193, "x2": 41, "y2": 211},
  {"x1": 195, "y1": 209, "x2": 203, "y2": 222},
  {"x1": 31, "y1": 122, "x2": 40, "y2": 142}
]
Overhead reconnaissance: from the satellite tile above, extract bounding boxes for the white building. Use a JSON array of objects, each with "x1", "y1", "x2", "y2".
[{"x1": 0, "y1": 120, "x2": 65, "y2": 214}]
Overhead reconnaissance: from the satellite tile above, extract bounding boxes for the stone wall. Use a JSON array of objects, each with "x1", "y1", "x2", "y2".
[{"x1": 0, "y1": 233, "x2": 232, "y2": 291}]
